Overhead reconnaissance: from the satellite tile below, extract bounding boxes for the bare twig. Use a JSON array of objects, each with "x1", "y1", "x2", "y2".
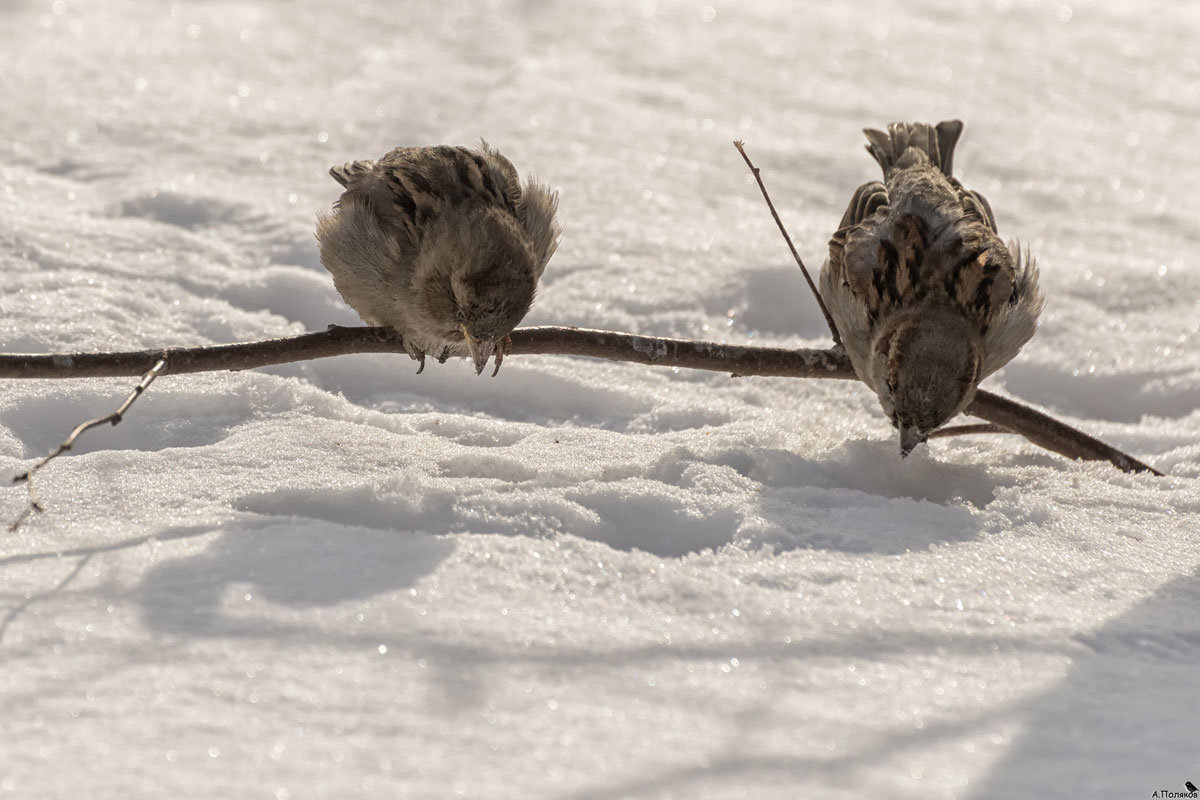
[
  {"x1": 928, "y1": 423, "x2": 1013, "y2": 439},
  {"x1": 0, "y1": 327, "x2": 1161, "y2": 475},
  {"x1": 967, "y1": 391, "x2": 1161, "y2": 476},
  {"x1": 10, "y1": 358, "x2": 168, "y2": 531},
  {"x1": 0, "y1": 326, "x2": 855, "y2": 381},
  {"x1": 734, "y1": 140, "x2": 843, "y2": 348}
]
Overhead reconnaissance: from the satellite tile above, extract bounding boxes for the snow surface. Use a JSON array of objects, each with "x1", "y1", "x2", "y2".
[{"x1": 2, "y1": 1, "x2": 1200, "y2": 798}]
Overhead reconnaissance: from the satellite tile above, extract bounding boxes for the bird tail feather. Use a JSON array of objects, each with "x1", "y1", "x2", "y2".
[
  {"x1": 863, "y1": 120, "x2": 964, "y2": 177},
  {"x1": 329, "y1": 160, "x2": 375, "y2": 188}
]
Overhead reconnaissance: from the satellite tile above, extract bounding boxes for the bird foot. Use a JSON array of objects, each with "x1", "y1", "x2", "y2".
[
  {"x1": 411, "y1": 350, "x2": 427, "y2": 374},
  {"x1": 436, "y1": 348, "x2": 451, "y2": 364}
]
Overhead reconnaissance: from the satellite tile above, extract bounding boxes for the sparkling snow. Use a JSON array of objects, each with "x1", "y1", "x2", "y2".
[{"x1": 2, "y1": 1, "x2": 1199, "y2": 798}]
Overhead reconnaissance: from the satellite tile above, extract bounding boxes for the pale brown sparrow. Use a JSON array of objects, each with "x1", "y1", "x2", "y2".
[
  {"x1": 819, "y1": 120, "x2": 1044, "y2": 456},
  {"x1": 316, "y1": 142, "x2": 560, "y2": 375}
]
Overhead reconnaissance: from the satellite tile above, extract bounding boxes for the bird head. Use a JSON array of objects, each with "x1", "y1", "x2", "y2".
[
  {"x1": 870, "y1": 309, "x2": 982, "y2": 457},
  {"x1": 412, "y1": 207, "x2": 540, "y2": 375},
  {"x1": 452, "y1": 263, "x2": 536, "y2": 375}
]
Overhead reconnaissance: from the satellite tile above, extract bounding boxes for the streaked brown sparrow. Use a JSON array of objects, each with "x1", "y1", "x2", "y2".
[
  {"x1": 317, "y1": 142, "x2": 560, "y2": 375},
  {"x1": 820, "y1": 120, "x2": 1044, "y2": 455}
]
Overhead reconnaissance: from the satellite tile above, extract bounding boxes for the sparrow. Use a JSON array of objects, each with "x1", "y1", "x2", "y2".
[
  {"x1": 316, "y1": 142, "x2": 560, "y2": 375},
  {"x1": 819, "y1": 120, "x2": 1043, "y2": 456}
]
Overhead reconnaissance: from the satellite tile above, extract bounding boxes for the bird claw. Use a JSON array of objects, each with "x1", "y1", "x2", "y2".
[
  {"x1": 412, "y1": 350, "x2": 426, "y2": 374},
  {"x1": 437, "y1": 348, "x2": 451, "y2": 364},
  {"x1": 491, "y1": 336, "x2": 511, "y2": 377}
]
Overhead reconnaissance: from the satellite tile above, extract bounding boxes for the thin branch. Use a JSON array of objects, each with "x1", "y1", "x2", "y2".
[
  {"x1": 927, "y1": 423, "x2": 1013, "y2": 439},
  {"x1": 0, "y1": 326, "x2": 856, "y2": 381},
  {"x1": 734, "y1": 140, "x2": 843, "y2": 348},
  {"x1": 966, "y1": 390, "x2": 1161, "y2": 476},
  {"x1": 10, "y1": 358, "x2": 167, "y2": 531},
  {"x1": 0, "y1": 326, "x2": 1161, "y2": 475}
]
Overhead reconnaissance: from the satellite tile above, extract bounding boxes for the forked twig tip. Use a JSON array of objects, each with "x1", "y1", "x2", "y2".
[{"x1": 7, "y1": 357, "x2": 168, "y2": 533}]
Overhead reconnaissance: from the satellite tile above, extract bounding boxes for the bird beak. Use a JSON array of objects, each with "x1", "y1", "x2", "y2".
[
  {"x1": 899, "y1": 424, "x2": 926, "y2": 458},
  {"x1": 460, "y1": 327, "x2": 495, "y2": 376}
]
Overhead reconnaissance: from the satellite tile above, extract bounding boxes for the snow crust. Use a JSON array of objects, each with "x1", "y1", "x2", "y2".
[{"x1": 2, "y1": 1, "x2": 1199, "y2": 797}]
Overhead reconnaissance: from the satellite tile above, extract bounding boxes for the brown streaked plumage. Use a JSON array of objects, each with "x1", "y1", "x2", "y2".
[
  {"x1": 819, "y1": 120, "x2": 1043, "y2": 456},
  {"x1": 316, "y1": 142, "x2": 560, "y2": 375}
]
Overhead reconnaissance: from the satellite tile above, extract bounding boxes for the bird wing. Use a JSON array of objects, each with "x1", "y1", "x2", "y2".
[
  {"x1": 476, "y1": 142, "x2": 560, "y2": 278},
  {"x1": 866, "y1": 120, "x2": 1026, "y2": 330},
  {"x1": 339, "y1": 145, "x2": 532, "y2": 247},
  {"x1": 825, "y1": 179, "x2": 930, "y2": 326},
  {"x1": 820, "y1": 180, "x2": 889, "y2": 376},
  {"x1": 894, "y1": 171, "x2": 1042, "y2": 376},
  {"x1": 977, "y1": 241, "x2": 1043, "y2": 377},
  {"x1": 328, "y1": 143, "x2": 559, "y2": 287}
]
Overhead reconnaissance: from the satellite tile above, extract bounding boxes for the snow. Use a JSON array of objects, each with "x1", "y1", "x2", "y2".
[{"x1": 2, "y1": 0, "x2": 1200, "y2": 797}]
